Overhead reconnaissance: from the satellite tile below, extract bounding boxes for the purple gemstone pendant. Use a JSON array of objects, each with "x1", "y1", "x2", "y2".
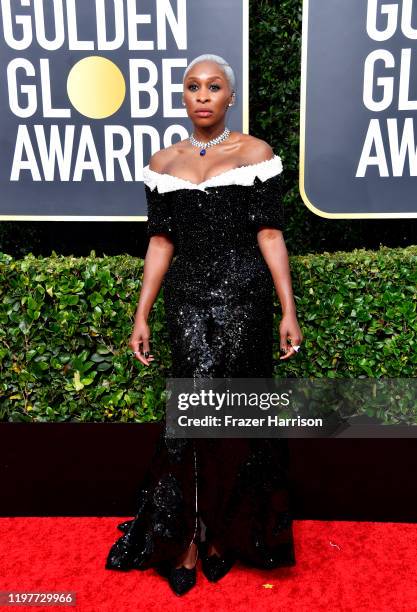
[{"x1": 200, "y1": 149, "x2": 206, "y2": 156}]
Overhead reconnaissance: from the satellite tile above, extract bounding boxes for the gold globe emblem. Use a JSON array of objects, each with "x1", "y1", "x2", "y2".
[{"x1": 67, "y1": 56, "x2": 126, "y2": 119}]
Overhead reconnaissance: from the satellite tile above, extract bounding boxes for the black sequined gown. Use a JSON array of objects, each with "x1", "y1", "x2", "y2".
[{"x1": 105, "y1": 155, "x2": 296, "y2": 574}]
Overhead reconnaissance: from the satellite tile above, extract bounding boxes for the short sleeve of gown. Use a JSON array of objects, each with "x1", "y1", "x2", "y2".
[
  {"x1": 145, "y1": 184, "x2": 175, "y2": 239},
  {"x1": 247, "y1": 173, "x2": 285, "y2": 232}
]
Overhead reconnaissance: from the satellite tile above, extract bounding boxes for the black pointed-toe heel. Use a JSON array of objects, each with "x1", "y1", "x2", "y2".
[
  {"x1": 199, "y1": 539, "x2": 236, "y2": 582},
  {"x1": 117, "y1": 519, "x2": 134, "y2": 533},
  {"x1": 167, "y1": 543, "x2": 199, "y2": 596}
]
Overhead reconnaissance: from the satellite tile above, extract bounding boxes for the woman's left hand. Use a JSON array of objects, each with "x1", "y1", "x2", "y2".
[{"x1": 279, "y1": 313, "x2": 303, "y2": 360}]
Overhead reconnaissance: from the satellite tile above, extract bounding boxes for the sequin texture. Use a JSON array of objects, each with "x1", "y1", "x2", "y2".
[{"x1": 105, "y1": 163, "x2": 296, "y2": 575}]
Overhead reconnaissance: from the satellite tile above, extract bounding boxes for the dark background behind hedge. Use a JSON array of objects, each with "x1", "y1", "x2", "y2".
[{"x1": 1, "y1": 0, "x2": 417, "y2": 259}]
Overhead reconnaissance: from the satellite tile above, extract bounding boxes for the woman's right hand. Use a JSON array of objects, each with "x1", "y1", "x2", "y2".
[{"x1": 129, "y1": 318, "x2": 155, "y2": 366}]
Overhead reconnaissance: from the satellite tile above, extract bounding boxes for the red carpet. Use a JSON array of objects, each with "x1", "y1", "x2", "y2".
[{"x1": 1, "y1": 518, "x2": 417, "y2": 611}]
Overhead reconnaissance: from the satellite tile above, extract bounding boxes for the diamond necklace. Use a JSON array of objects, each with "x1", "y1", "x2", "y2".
[{"x1": 189, "y1": 126, "x2": 231, "y2": 156}]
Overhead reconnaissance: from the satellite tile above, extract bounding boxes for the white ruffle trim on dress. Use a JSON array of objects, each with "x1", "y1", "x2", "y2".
[{"x1": 142, "y1": 154, "x2": 283, "y2": 193}]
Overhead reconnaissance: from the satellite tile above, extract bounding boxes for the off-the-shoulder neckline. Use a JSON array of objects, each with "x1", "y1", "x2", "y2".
[{"x1": 143, "y1": 154, "x2": 282, "y2": 192}]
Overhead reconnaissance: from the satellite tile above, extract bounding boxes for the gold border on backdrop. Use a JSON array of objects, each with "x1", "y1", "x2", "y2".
[
  {"x1": 299, "y1": 0, "x2": 417, "y2": 219},
  {"x1": 1, "y1": 0, "x2": 250, "y2": 222}
]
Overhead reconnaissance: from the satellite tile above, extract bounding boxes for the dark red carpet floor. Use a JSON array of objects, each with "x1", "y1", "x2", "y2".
[{"x1": 1, "y1": 518, "x2": 416, "y2": 611}]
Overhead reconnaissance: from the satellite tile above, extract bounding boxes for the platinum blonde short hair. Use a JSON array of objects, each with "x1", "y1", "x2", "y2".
[{"x1": 183, "y1": 54, "x2": 236, "y2": 92}]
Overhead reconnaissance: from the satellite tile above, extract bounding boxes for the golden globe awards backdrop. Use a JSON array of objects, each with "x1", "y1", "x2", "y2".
[
  {"x1": 301, "y1": 0, "x2": 417, "y2": 218},
  {"x1": 0, "y1": 0, "x2": 247, "y2": 220}
]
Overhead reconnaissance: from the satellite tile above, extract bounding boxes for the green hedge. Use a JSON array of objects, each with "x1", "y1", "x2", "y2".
[{"x1": 1, "y1": 246, "x2": 417, "y2": 423}]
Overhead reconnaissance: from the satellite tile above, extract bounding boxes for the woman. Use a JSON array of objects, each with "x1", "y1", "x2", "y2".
[{"x1": 105, "y1": 53, "x2": 303, "y2": 596}]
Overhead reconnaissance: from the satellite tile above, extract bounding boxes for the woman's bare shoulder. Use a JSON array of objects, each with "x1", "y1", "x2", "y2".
[
  {"x1": 148, "y1": 140, "x2": 187, "y2": 173},
  {"x1": 239, "y1": 135, "x2": 275, "y2": 165}
]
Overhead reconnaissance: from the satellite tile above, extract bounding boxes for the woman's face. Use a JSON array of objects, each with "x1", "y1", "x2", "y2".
[{"x1": 183, "y1": 61, "x2": 233, "y2": 127}]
